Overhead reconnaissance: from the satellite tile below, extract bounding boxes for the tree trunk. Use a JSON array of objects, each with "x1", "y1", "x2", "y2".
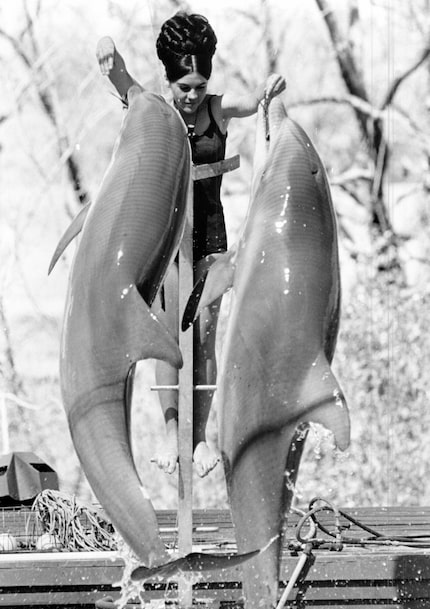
[
  {"x1": 314, "y1": 0, "x2": 392, "y2": 236},
  {"x1": 0, "y1": 5, "x2": 89, "y2": 206}
]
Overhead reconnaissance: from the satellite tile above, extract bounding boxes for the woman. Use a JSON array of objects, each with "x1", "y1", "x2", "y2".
[{"x1": 96, "y1": 11, "x2": 286, "y2": 478}]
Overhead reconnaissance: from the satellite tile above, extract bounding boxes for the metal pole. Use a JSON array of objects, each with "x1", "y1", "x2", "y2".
[
  {"x1": 276, "y1": 543, "x2": 313, "y2": 609},
  {"x1": 177, "y1": 180, "x2": 194, "y2": 608},
  {"x1": 150, "y1": 384, "x2": 216, "y2": 391},
  {"x1": 175, "y1": 155, "x2": 239, "y2": 606}
]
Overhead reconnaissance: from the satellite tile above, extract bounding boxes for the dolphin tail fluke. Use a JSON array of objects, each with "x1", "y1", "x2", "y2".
[
  {"x1": 68, "y1": 396, "x2": 168, "y2": 568},
  {"x1": 300, "y1": 353, "x2": 350, "y2": 451},
  {"x1": 131, "y1": 548, "x2": 260, "y2": 581},
  {"x1": 48, "y1": 202, "x2": 91, "y2": 274},
  {"x1": 181, "y1": 248, "x2": 236, "y2": 330}
]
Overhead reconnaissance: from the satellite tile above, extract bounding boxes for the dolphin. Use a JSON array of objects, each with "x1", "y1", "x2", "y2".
[
  {"x1": 183, "y1": 98, "x2": 350, "y2": 607},
  {"x1": 58, "y1": 86, "x2": 191, "y2": 567}
]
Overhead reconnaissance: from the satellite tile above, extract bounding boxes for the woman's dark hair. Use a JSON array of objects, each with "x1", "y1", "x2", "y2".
[{"x1": 156, "y1": 11, "x2": 217, "y2": 82}]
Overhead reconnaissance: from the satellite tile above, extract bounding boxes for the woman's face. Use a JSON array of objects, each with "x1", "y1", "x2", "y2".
[{"x1": 170, "y1": 72, "x2": 208, "y2": 115}]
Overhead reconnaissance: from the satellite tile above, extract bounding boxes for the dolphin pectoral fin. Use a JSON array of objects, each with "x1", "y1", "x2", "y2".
[
  {"x1": 181, "y1": 248, "x2": 236, "y2": 331},
  {"x1": 300, "y1": 354, "x2": 350, "y2": 451},
  {"x1": 48, "y1": 202, "x2": 91, "y2": 274},
  {"x1": 126, "y1": 286, "x2": 183, "y2": 369},
  {"x1": 131, "y1": 548, "x2": 260, "y2": 581}
]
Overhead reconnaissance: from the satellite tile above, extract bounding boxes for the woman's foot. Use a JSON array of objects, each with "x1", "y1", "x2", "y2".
[
  {"x1": 151, "y1": 451, "x2": 178, "y2": 474},
  {"x1": 193, "y1": 441, "x2": 220, "y2": 478},
  {"x1": 151, "y1": 432, "x2": 178, "y2": 474}
]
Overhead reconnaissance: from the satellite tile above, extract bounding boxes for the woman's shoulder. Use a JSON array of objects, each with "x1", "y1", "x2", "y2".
[{"x1": 207, "y1": 94, "x2": 228, "y2": 134}]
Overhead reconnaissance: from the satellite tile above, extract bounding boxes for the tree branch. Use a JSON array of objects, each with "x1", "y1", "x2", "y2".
[
  {"x1": 288, "y1": 95, "x2": 430, "y2": 151},
  {"x1": 288, "y1": 93, "x2": 382, "y2": 119},
  {"x1": 314, "y1": 0, "x2": 369, "y2": 104},
  {"x1": 0, "y1": 298, "x2": 24, "y2": 396},
  {"x1": 381, "y1": 42, "x2": 430, "y2": 109},
  {"x1": 0, "y1": 14, "x2": 89, "y2": 205}
]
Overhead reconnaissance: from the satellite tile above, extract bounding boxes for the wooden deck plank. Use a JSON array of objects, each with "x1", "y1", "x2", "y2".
[
  {"x1": 1, "y1": 507, "x2": 430, "y2": 607},
  {"x1": 1, "y1": 547, "x2": 429, "y2": 584}
]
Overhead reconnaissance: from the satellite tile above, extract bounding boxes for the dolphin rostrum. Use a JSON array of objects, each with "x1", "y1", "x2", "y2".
[
  {"x1": 57, "y1": 87, "x2": 190, "y2": 567},
  {"x1": 183, "y1": 98, "x2": 350, "y2": 607}
]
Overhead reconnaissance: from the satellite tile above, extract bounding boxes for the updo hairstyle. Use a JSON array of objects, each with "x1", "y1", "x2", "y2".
[{"x1": 156, "y1": 11, "x2": 217, "y2": 82}]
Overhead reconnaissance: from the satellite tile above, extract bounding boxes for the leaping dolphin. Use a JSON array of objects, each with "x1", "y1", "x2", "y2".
[
  {"x1": 183, "y1": 98, "x2": 350, "y2": 607},
  {"x1": 56, "y1": 87, "x2": 190, "y2": 567},
  {"x1": 54, "y1": 87, "x2": 259, "y2": 580}
]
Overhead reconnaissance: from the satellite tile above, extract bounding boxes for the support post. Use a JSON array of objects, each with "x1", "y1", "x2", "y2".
[
  {"x1": 157, "y1": 155, "x2": 239, "y2": 607},
  {"x1": 177, "y1": 181, "x2": 194, "y2": 608}
]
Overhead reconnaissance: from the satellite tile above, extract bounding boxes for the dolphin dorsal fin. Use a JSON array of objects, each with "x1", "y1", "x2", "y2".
[{"x1": 48, "y1": 202, "x2": 91, "y2": 274}]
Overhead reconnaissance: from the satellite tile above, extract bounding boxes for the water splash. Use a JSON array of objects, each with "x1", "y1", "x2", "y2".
[
  {"x1": 284, "y1": 470, "x2": 303, "y2": 501},
  {"x1": 259, "y1": 534, "x2": 279, "y2": 555},
  {"x1": 307, "y1": 422, "x2": 335, "y2": 459},
  {"x1": 112, "y1": 538, "x2": 144, "y2": 608},
  {"x1": 113, "y1": 540, "x2": 208, "y2": 608},
  {"x1": 275, "y1": 219, "x2": 287, "y2": 234},
  {"x1": 333, "y1": 387, "x2": 345, "y2": 409}
]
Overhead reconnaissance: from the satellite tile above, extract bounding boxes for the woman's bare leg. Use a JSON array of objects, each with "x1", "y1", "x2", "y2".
[
  {"x1": 152, "y1": 255, "x2": 222, "y2": 477},
  {"x1": 152, "y1": 263, "x2": 179, "y2": 474},
  {"x1": 192, "y1": 255, "x2": 222, "y2": 477}
]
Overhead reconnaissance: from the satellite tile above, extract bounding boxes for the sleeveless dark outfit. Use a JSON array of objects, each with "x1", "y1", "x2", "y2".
[{"x1": 189, "y1": 95, "x2": 228, "y2": 262}]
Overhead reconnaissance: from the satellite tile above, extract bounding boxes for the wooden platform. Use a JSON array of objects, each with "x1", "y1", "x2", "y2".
[{"x1": 1, "y1": 507, "x2": 430, "y2": 608}]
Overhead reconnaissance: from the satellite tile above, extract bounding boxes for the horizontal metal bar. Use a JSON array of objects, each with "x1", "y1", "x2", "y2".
[
  {"x1": 195, "y1": 384, "x2": 217, "y2": 391},
  {"x1": 150, "y1": 384, "x2": 217, "y2": 391},
  {"x1": 150, "y1": 385, "x2": 179, "y2": 391}
]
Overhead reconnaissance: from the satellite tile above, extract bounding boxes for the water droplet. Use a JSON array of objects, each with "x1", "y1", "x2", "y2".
[{"x1": 275, "y1": 219, "x2": 286, "y2": 234}]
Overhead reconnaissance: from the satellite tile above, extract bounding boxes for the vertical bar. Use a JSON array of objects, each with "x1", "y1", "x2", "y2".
[{"x1": 177, "y1": 179, "x2": 194, "y2": 608}]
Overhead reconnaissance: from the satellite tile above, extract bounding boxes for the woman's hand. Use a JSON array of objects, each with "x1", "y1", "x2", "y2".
[
  {"x1": 95, "y1": 38, "x2": 136, "y2": 100},
  {"x1": 96, "y1": 36, "x2": 116, "y2": 75},
  {"x1": 264, "y1": 73, "x2": 286, "y2": 102}
]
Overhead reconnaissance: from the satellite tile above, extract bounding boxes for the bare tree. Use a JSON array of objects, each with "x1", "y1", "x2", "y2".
[
  {"x1": 314, "y1": 0, "x2": 430, "y2": 268},
  {"x1": 0, "y1": 301, "x2": 24, "y2": 397},
  {"x1": 0, "y1": 1, "x2": 89, "y2": 205}
]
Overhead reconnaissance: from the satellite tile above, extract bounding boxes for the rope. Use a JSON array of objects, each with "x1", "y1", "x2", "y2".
[{"x1": 31, "y1": 489, "x2": 117, "y2": 551}]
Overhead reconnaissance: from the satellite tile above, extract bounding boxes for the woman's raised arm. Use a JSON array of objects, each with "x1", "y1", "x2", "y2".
[{"x1": 96, "y1": 36, "x2": 141, "y2": 101}]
